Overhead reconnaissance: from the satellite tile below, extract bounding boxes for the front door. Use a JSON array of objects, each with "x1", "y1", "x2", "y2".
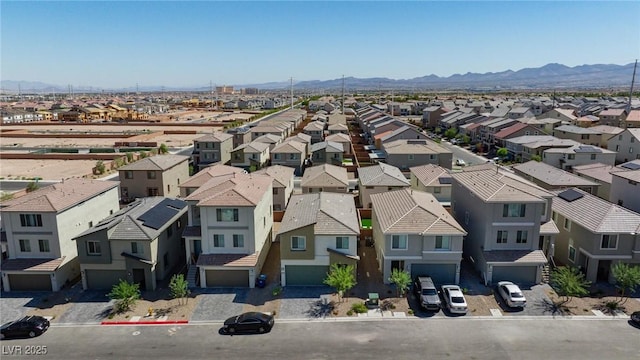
[
  {"x1": 391, "y1": 260, "x2": 405, "y2": 272},
  {"x1": 132, "y1": 268, "x2": 146, "y2": 290},
  {"x1": 597, "y1": 260, "x2": 611, "y2": 282},
  {"x1": 192, "y1": 240, "x2": 202, "y2": 263}
]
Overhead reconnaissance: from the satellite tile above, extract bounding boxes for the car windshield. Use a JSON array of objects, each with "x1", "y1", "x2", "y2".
[
  {"x1": 511, "y1": 292, "x2": 524, "y2": 298},
  {"x1": 421, "y1": 289, "x2": 437, "y2": 296},
  {"x1": 451, "y1": 296, "x2": 465, "y2": 304}
]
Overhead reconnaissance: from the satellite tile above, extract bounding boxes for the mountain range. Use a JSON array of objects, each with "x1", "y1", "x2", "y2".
[{"x1": 1, "y1": 62, "x2": 636, "y2": 93}]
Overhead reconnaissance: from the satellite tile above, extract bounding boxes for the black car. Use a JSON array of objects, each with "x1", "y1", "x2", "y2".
[
  {"x1": 1, "y1": 316, "x2": 50, "y2": 340},
  {"x1": 223, "y1": 312, "x2": 274, "y2": 334},
  {"x1": 631, "y1": 311, "x2": 640, "y2": 326}
]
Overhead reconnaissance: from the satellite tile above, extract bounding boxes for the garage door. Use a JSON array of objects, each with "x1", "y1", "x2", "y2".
[
  {"x1": 8, "y1": 274, "x2": 52, "y2": 291},
  {"x1": 492, "y1": 266, "x2": 537, "y2": 285},
  {"x1": 410, "y1": 264, "x2": 457, "y2": 285},
  {"x1": 85, "y1": 270, "x2": 128, "y2": 290},
  {"x1": 285, "y1": 265, "x2": 329, "y2": 286},
  {"x1": 205, "y1": 270, "x2": 249, "y2": 287}
]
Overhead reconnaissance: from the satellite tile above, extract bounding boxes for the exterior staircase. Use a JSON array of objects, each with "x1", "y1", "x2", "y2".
[
  {"x1": 186, "y1": 265, "x2": 198, "y2": 289},
  {"x1": 541, "y1": 263, "x2": 551, "y2": 284}
]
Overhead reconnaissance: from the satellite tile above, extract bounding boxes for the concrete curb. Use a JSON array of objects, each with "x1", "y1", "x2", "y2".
[{"x1": 101, "y1": 320, "x2": 188, "y2": 325}]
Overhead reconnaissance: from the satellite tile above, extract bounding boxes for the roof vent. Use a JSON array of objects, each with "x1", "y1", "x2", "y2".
[{"x1": 558, "y1": 188, "x2": 584, "y2": 202}]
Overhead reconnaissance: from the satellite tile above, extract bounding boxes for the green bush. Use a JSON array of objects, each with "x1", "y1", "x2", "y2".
[
  {"x1": 346, "y1": 310, "x2": 354, "y2": 316},
  {"x1": 351, "y1": 302, "x2": 368, "y2": 314}
]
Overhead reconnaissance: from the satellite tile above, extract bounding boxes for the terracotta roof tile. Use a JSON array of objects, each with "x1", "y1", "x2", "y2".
[
  {"x1": 1, "y1": 257, "x2": 65, "y2": 272},
  {"x1": 197, "y1": 253, "x2": 258, "y2": 267}
]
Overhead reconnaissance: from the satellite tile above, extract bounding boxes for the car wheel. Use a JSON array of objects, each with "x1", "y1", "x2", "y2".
[
  {"x1": 258, "y1": 327, "x2": 265, "y2": 333},
  {"x1": 28, "y1": 331, "x2": 36, "y2": 338},
  {"x1": 228, "y1": 327, "x2": 235, "y2": 334},
  {"x1": 0, "y1": 333, "x2": 4, "y2": 340}
]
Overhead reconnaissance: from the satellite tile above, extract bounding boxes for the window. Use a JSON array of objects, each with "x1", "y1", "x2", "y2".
[
  {"x1": 496, "y1": 231, "x2": 508, "y2": 244},
  {"x1": 38, "y1": 239, "x2": 50, "y2": 252},
  {"x1": 124, "y1": 171, "x2": 133, "y2": 179},
  {"x1": 147, "y1": 171, "x2": 156, "y2": 179},
  {"x1": 564, "y1": 218, "x2": 571, "y2": 231},
  {"x1": 616, "y1": 145, "x2": 620, "y2": 151},
  {"x1": 433, "y1": 187, "x2": 441, "y2": 194},
  {"x1": 213, "y1": 234, "x2": 225, "y2": 247},
  {"x1": 216, "y1": 208, "x2": 239, "y2": 222},
  {"x1": 274, "y1": 153, "x2": 281, "y2": 160},
  {"x1": 503, "y1": 204, "x2": 526, "y2": 217},
  {"x1": 291, "y1": 236, "x2": 306, "y2": 251},
  {"x1": 336, "y1": 236, "x2": 349, "y2": 250},
  {"x1": 233, "y1": 234, "x2": 244, "y2": 248},
  {"x1": 465, "y1": 211, "x2": 470, "y2": 225},
  {"x1": 289, "y1": 153, "x2": 297, "y2": 160},
  {"x1": 630, "y1": 147, "x2": 634, "y2": 154},
  {"x1": 391, "y1": 235, "x2": 408, "y2": 250},
  {"x1": 273, "y1": 187, "x2": 279, "y2": 195},
  {"x1": 19, "y1": 239, "x2": 31, "y2": 252},
  {"x1": 87, "y1": 241, "x2": 101, "y2": 256},
  {"x1": 590, "y1": 154, "x2": 596, "y2": 160},
  {"x1": 568, "y1": 154, "x2": 575, "y2": 160},
  {"x1": 633, "y1": 137, "x2": 636, "y2": 143},
  {"x1": 88, "y1": 221, "x2": 93, "y2": 228},
  {"x1": 147, "y1": 187, "x2": 159, "y2": 196},
  {"x1": 435, "y1": 236, "x2": 450, "y2": 250},
  {"x1": 568, "y1": 242, "x2": 576, "y2": 262},
  {"x1": 20, "y1": 214, "x2": 42, "y2": 227},
  {"x1": 516, "y1": 230, "x2": 528, "y2": 244},
  {"x1": 601, "y1": 234, "x2": 617, "y2": 249},
  {"x1": 131, "y1": 242, "x2": 142, "y2": 254},
  {"x1": 408, "y1": 154, "x2": 414, "y2": 160}
]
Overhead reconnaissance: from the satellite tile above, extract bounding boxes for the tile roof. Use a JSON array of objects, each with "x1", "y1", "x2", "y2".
[
  {"x1": 371, "y1": 189, "x2": 466, "y2": 235},
  {"x1": 288, "y1": 133, "x2": 312, "y2": 143},
  {"x1": 254, "y1": 134, "x2": 282, "y2": 144},
  {"x1": 311, "y1": 141, "x2": 344, "y2": 153},
  {"x1": 232, "y1": 141, "x2": 270, "y2": 153},
  {"x1": 383, "y1": 139, "x2": 451, "y2": 155},
  {"x1": 482, "y1": 250, "x2": 547, "y2": 264},
  {"x1": 612, "y1": 169, "x2": 640, "y2": 182},
  {"x1": 572, "y1": 163, "x2": 616, "y2": 184},
  {"x1": 1, "y1": 257, "x2": 65, "y2": 272},
  {"x1": 540, "y1": 220, "x2": 560, "y2": 235},
  {"x1": 410, "y1": 164, "x2": 452, "y2": 187},
  {"x1": 278, "y1": 192, "x2": 359, "y2": 235},
  {"x1": 301, "y1": 164, "x2": 349, "y2": 187},
  {"x1": 197, "y1": 253, "x2": 258, "y2": 267},
  {"x1": 626, "y1": 109, "x2": 640, "y2": 122},
  {"x1": 512, "y1": 161, "x2": 599, "y2": 187},
  {"x1": 74, "y1": 197, "x2": 187, "y2": 241},
  {"x1": 272, "y1": 140, "x2": 306, "y2": 154},
  {"x1": 554, "y1": 124, "x2": 600, "y2": 134},
  {"x1": 358, "y1": 163, "x2": 410, "y2": 187},
  {"x1": 253, "y1": 165, "x2": 295, "y2": 188},
  {"x1": 194, "y1": 132, "x2": 233, "y2": 142},
  {"x1": 186, "y1": 173, "x2": 272, "y2": 207},
  {"x1": 599, "y1": 108, "x2": 626, "y2": 116},
  {"x1": 119, "y1": 154, "x2": 189, "y2": 171},
  {"x1": 451, "y1": 169, "x2": 551, "y2": 203},
  {"x1": 544, "y1": 144, "x2": 615, "y2": 154},
  {"x1": 493, "y1": 122, "x2": 529, "y2": 139},
  {"x1": 325, "y1": 133, "x2": 351, "y2": 143},
  {"x1": 0, "y1": 179, "x2": 119, "y2": 213},
  {"x1": 179, "y1": 163, "x2": 245, "y2": 189},
  {"x1": 588, "y1": 125, "x2": 624, "y2": 135},
  {"x1": 551, "y1": 188, "x2": 640, "y2": 233}
]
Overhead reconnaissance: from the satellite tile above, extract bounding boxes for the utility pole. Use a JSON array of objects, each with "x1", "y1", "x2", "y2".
[
  {"x1": 210, "y1": 80, "x2": 213, "y2": 110},
  {"x1": 290, "y1": 77, "x2": 294, "y2": 109},
  {"x1": 628, "y1": 59, "x2": 637, "y2": 113},
  {"x1": 341, "y1": 75, "x2": 345, "y2": 115}
]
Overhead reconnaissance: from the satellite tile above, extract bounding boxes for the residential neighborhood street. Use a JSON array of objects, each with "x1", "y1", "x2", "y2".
[{"x1": 2, "y1": 318, "x2": 638, "y2": 360}]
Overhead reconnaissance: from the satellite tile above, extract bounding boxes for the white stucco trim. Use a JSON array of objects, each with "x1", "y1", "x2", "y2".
[
  {"x1": 579, "y1": 248, "x2": 632, "y2": 260},
  {"x1": 491, "y1": 222, "x2": 535, "y2": 227}
]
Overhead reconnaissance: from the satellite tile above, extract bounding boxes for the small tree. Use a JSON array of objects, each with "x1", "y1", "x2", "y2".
[
  {"x1": 107, "y1": 280, "x2": 141, "y2": 313},
  {"x1": 388, "y1": 268, "x2": 411, "y2": 297},
  {"x1": 611, "y1": 262, "x2": 640, "y2": 304},
  {"x1": 496, "y1": 147, "x2": 509, "y2": 161},
  {"x1": 531, "y1": 154, "x2": 542, "y2": 162},
  {"x1": 323, "y1": 264, "x2": 356, "y2": 302},
  {"x1": 444, "y1": 128, "x2": 457, "y2": 140},
  {"x1": 169, "y1": 274, "x2": 190, "y2": 305},
  {"x1": 139, "y1": 151, "x2": 148, "y2": 159},
  {"x1": 158, "y1": 143, "x2": 169, "y2": 154},
  {"x1": 0, "y1": 192, "x2": 14, "y2": 201},
  {"x1": 551, "y1": 266, "x2": 591, "y2": 304},
  {"x1": 126, "y1": 152, "x2": 133, "y2": 163},
  {"x1": 26, "y1": 181, "x2": 39, "y2": 193},
  {"x1": 461, "y1": 135, "x2": 471, "y2": 145},
  {"x1": 95, "y1": 160, "x2": 106, "y2": 175}
]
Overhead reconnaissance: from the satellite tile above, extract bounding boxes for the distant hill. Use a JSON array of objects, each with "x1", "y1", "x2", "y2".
[{"x1": 2, "y1": 62, "x2": 636, "y2": 93}]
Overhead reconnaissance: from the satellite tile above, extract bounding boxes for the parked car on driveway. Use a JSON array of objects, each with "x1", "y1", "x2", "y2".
[
  {"x1": 223, "y1": 312, "x2": 274, "y2": 334},
  {"x1": 441, "y1": 285, "x2": 468, "y2": 314},
  {"x1": 496, "y1": 281, "x2": 527, "y2": 308},
  {"x1": 455, "y1": 159, "x2": 466, "y2": 166},
  {"x1": 631, "y1": 311, "x2": 640, "y2": 326},
  {"x1": 414, "y1": 276, "x2": 441, "y2": 311},
  {"x1": 1, "y1": 316, "x2": 50, "y2": 340}
]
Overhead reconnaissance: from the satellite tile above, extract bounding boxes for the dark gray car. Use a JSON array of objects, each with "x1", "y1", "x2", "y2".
[{"x1": 414, "y1": 276, "x2": 441, "y2": 311}]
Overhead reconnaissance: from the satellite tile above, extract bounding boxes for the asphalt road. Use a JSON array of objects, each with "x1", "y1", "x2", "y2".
[
  {"x1": 2, "y1": 318, "x2": 638, "y2": 360},
  {"x1": 438, "y1": 140, "x2": 491, "y2": 167}
]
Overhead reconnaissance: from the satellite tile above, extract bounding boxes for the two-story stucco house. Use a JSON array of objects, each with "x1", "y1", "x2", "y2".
[
  {"x1": 543, "y1": 144, "x2": 616, "y2": 171},
  {"x1": 303, "y1": 121, "x2": 326, "y2": 144},
  {"x1": 409, "y1": 164, "x2": 453, "y2": 203},
  {"x1": 182, "y1": 173, "x2": 273, "y2": 288},
  {"x1": 607, "y1": 128, "x2": 640, "y2": 163},
  {"x1": 300, "y1": 164, "x2": 349, "y2": 194},
  {"x1": 450, "y1": 169, "x2": 553, "y2": 285},
  {"x1": 358, "y1": 163, "x2": 409, "y2": 208},
  {"x1": 371, "y1": 189, "x2": 467, "y2": 285},
  {"x1": 253, "y1": 165, "x2": 295, "y2": 211},
  {"x1": 230, "y1": 141, "x2": 271, "y2": 171},
  {"x1": 383, "y1": 139, "x2": 453, "y2": 171},
  {"x1": 609, "y1": 167, "x2": 640, "y2": 213},
  {"x1": 551, "y1": 188, "x2": 640, "y2": 283},
  {"x1": 270, "y1": 140, "x2": 307, "y2": 175},
  {"x1": 192, "y1": 132, "x2": 234, "y2": 171},
  {"x1": 310, "y1": 141, "x2": 344, "y2": 166},
  {"x1": 1, "y1": 179, "x2": 120, "y2": 291},
  {"x1": 118, "y1": 154, "x2": 190, "y2": 202},
  {"x1": 325, "y1": 133, "x2": 352, "y2": 155},
  {"x1": 73, "y1": 197, "x2": 188, "y2": 291},
  {"x1": 278, "y1": 192, "x2": 360, "y2": 286}
]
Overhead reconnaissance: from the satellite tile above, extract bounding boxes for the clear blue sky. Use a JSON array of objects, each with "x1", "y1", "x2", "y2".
[{"x1": 2, "y1": 1, "x2": 639, "y2": 89}]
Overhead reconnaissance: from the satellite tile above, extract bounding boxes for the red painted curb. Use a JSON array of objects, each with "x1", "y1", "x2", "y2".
[{"x1": 101, "y1": 320, "x2": 189, "y2": 325}]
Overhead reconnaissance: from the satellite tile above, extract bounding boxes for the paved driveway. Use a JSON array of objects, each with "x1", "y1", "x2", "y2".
[
  {"x1": 57, "y1": 290, "x2": 113, "y2": 324},
  {"x1": 494, "y1": 284, "x2": 555, "y2": 316},
  {"x1": 191, "y1": 288, "x2": 248, "y2": 321},
  {"x1": 278, "y1": 286, "x2": 333, "y2": 319},
  {"x1": 0, "y1": 291, "x2": 48, "y2": 323}
]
